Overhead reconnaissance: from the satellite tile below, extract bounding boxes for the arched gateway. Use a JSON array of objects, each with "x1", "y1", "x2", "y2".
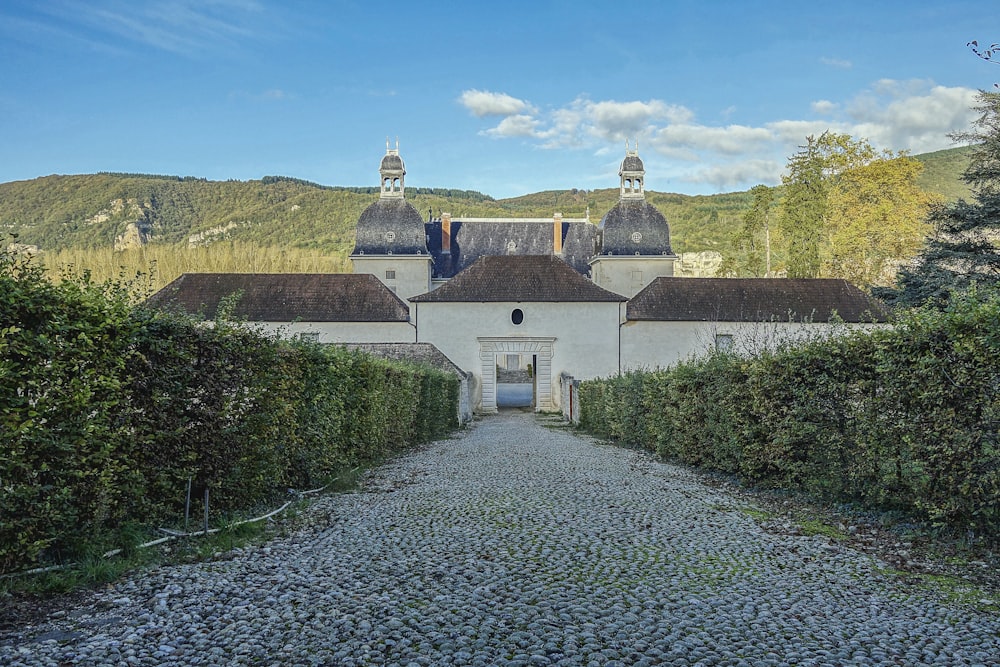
[{"x1": 478, "y1": 337, "x2": 555, "y2": 413}]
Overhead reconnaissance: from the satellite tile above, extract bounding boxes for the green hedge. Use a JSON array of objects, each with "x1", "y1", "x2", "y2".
[
  {"x1": 0, "y1": 252, "x2": 459, "y2": 573},
  {"x1": 580, "y1": 288, "x2": 1000, "y2": 538}
]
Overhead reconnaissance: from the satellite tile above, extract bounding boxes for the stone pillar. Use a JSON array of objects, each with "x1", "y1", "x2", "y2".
[{"x1": 479, "y1": 346, "x2": 497, "y2": 413}]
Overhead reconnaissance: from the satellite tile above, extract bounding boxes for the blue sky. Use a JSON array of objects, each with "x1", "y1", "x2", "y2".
[{"x1": 1, "y1": 1, "x2": 995, "y2": 199}]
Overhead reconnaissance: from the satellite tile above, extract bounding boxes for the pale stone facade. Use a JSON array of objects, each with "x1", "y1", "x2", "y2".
[
  {"x1": 621, "y1": 320, "x2": 875, "y2": 370},
  {"x1": 413, "y1": 299, "x2": 623, "y2": 413},
  {"x1": 589, "y1": 255, "x2": 675, "y2": 298},
  {"x1": 150, "y1": 144, "x2": 888, "y2": 417},
  {"x1": 256, "y1": 321, "x2": 415, "y2": 344},
  {"x1": 350, "y1": 255, "x2": 432, "y2": 301}
]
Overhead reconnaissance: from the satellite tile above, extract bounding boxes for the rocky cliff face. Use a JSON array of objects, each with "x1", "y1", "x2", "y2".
[
  {"x1": 114, "y1": 221, "x2": 152, "y2": 250},
  {"x1": 96, "y1": 198, "x2": 154, "y2": 250},
  {"x1": 675, "y1": 251, "x2": 723, "y2": 277}
]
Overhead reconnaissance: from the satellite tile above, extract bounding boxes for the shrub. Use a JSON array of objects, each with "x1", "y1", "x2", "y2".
[
  {"x1": 578, "y1": 288, "x2": 1000, "y2": 538},
  {"x1": 1, "y1": 250, "x2": 460, "y2": 573}
]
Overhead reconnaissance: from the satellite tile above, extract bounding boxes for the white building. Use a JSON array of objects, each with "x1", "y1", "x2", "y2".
[{"x1": 150, "y1": 144, "x2": 887, "y2": 415}]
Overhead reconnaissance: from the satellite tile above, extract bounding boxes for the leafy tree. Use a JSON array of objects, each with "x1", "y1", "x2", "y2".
[
  {"x1": 775, "y1": 132, "x2": 935, "y2": 286},
  {"x1": 823, "y1": 148, "x2": 936, "y2": 287},
  {"x1": 888, "y1": 91, "x2": 1000, "y2": 308},
  {"x1": 726, "y1": 185, "x2": 775, "y2": 277},
  {"x1": 778, "y1": 136, "x2": 827, "y2": 278}
]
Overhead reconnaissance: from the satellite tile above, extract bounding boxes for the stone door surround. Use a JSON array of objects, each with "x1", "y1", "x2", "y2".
[{"x1": 478, "y1": 337, "x2": 555, "y2": 413}]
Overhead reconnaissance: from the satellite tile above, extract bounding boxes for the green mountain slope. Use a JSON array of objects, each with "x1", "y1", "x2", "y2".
[
  {"x1": 913, "y1": 145, "x2": 973, "y2": 202},
  {"x1": 0, "y1": 146, "x2": 970, "y2": 259}
]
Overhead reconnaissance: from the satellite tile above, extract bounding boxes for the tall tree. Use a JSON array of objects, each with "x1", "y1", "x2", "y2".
[
  {"x1": 889, "y1": 91, "x2": 1000, "y2": 307},
  {"x1": 773, "y1": 131, "x2": 935, "y2": 286},
  {"x1": 823, "y1": 151, "x2": 936, "y2": 287},
  {"x1": 728, "y1": 185, "x2": 775, "y2": 277},
  {"x1": 778, "y1": 136, "x2": 826, "y2": 278}
]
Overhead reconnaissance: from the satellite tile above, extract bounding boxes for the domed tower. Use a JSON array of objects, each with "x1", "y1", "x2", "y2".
[
  {"x1": 589, "y1": 141, "x2": 677, "y2": 297},
  {"x1": 379, "y1": 140, "x2": 406, "y2": 198},
  {"x1": 350, "y1": 140, "x2": 432, "y2": 300}
]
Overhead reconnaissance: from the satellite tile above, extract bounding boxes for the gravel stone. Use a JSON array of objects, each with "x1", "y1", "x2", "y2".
[{"x1": 2, "y1": 411, "x2": 999, "y2": 665}]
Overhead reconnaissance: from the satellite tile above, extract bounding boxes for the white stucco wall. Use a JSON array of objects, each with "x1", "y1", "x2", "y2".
[
  {"x1": 250, "y1": 321, "x2": 416, "y2": 344},
  {"x1": 621, "y1": 320, "x2": 883, "y2": 370},
  {"x1": 350, "y1": 256, "x2": 432, "y2": 301},
  {"x1": 413, "y1": 301, "x2": 622, "y2": 412},
  {"x1": 589, "y1": 256, "x2": 675, "y2": 298}
]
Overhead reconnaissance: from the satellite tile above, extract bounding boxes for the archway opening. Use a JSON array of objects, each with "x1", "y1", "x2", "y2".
[
  {"x1": 478, "y1": 337, "x2": 554, "y2": 413},
  {"x1": 496, "y1": 352, "x2": 533, "y2": 408}
]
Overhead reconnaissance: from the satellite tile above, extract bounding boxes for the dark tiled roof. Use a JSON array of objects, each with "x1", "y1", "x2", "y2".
[
  {"x1": 147, "y1": 273, "x2": 410, "y2": 322},
  {"x1": 352, "y1": 198, "x2": 429, "y2": 255},
  {"x1": 380, "y1": 153, "x2": 404, "y2": 171},
  {"x1": 598, "y1": 199, "x2": 674, "y2": 256},
  {"x1": 425, "y1": 219, "x2": 598, "y2": 278},
  {"x1": 620, "y1": 154, "x2": 644, "y2": 172},
  {"x1": 410, "y1": 255, "x2": 627, "y2": 303},
  {"x1": 341, "y1": 343, "x2": 467, "y2": 377},
  {"x1": 627, "y1": 278, "x2": 889, "y2": 323}
]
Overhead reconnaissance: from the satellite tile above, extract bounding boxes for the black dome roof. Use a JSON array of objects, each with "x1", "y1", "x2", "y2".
[
  {"x1": 380, "y1": 153, "x2": 405, "y2": 172},
  {"x1": 352, "y1": 198, "x2": 427, "y2": 255},
  {"x1": 598, "y1": 199, "x2": 673, "y2": 256},
  {"x1": 620, "y1": 154, "x2": 644, "y2": 172}
]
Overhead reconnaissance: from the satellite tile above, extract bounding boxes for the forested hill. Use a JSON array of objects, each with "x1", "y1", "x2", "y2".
[{"x1": 0, "y1": 146, "x2": 972, "y2": 257}]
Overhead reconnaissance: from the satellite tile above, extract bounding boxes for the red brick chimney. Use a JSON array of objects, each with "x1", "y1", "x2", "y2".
[
  {"x1": 553, "y1": 213, "x2": 563, "y2": 254},
  {"x1": 442, "y1": 212, "x2": 451, "y2": 254}
]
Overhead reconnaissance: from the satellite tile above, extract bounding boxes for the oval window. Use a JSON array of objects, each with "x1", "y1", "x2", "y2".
[{"x1": 511, "y1": 308, "x2": 524, "y2": 325}]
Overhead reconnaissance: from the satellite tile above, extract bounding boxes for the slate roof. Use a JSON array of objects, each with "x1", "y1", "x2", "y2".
[
  {"x1": 147, "y1": 273, "x2": 410, "y2": 322},
  {"x1": 620, "y1": 154, "x2": 645, "y2": 172},
  {"x1": 341, "y1": 343, "x2": 467, "y2": 377},
  {"x1": 425, "y1": 219, "x2": 598, "y2": 278},
  {"x1": 380, "y1": 153, "x2": 404, "y2": 172},
  {"x1": 352, "y1": 198, "x2": 429, "y2": 256},
  {"x1": 627, "y1": 278, "x2": 889, "y2": 323},
  {"x1": 598, "y1": 199, "x2": 675, "y2": 256},
  {"x1": 410, "y1": 255, "x2": 627, "y2": 303}
]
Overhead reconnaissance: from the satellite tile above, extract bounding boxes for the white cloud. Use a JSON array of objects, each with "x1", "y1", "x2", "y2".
[
  {"x1": 458, "y1": 90, "x2": 534, "y2": 117},
  {"x1": 229, "y1": 88, "x2": 291, "y2": 102},
  {"x1": 45, "y1": 0, "x2": 267, "y2": 56},
  {"x1": 483, "y1": 114, "x2": 541, "y2": 138},
  {"x1": 844, "y1": 83, "x2": 979, "y2": 152},
  {"x1": 767, "y1": 119, "x2": 847, "y2": 144},
  {"x1": 811, "y1": 100, "x2": 838, "y2": 115},
  {"x1": 820, "y1": 56, "x2": 852, "y2": 69},
  {"x1": 582, "y1": 99, "x2": 693, "y2": 140},
  {"x1": 463, "y1": 79, "x2": 979, "y2": 193},
  {"x1": 650, "y1": 124, "x2": 773, "y2": 156},
  {"x1": 685, "y1": 160, "x2": 784, "y2": 190}
]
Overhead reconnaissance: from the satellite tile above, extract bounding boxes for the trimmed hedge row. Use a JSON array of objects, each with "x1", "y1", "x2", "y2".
[
  {"x1": 1, "y1": 254, "x2": 459, "y2": 573},
  {"x1": 580, "y1": 288, "x2": 1000, "y2": 538}
]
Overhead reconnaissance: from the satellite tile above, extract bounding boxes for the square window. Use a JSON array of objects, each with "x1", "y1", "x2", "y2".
[
  {"x1": 715, "y1": 333, "x2": 734, "y2": 352},
  {"x1": 385, "y1": 270, "x2": 396, "y2": 280}
]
